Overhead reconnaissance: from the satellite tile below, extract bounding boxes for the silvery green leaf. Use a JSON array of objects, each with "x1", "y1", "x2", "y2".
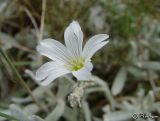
[
  {"x1": 153, "y1": 102, "x2": 160, "y2": 113},
  {"x1": 127, "y1": 41, "x2": 138, "y2": 62},
  {"x1": 122, "y1": 101, "x2": 134, "y2": 110},
  {"x1": 82, "y1": 101, "x2": 91, "y2": 121},
  {"x1": 29, "y1": 115, "x2": 45, "y2": 121},
  {"x1": 45, "y1": 99, "x2": 65, "y2": 121},
  {"x1": 93, "y1": 116, "x2": 103, "y2": 121},
  {"x1": 12, "y1": 85, "x2": 53, "y2": 104},
  {"x1": 146, "y1": 91, "x2": 155, "y2": 103},
  {"x1": 24, "y1": 104, "x2": 39, "y2": 115},
  {"x1": 57, "y1": 78, "x2": 73, "y2": 98},
  {"x1": 146, "y1": 118, "x2": 155, "y2": 121},
  {"x1": 0, "y1": 32, "x2": 14, "y2": 50},
  {"x1": 103, "y1": 111, "x2": 132, "y2": 121},
  {"x1": 102, "y1": 105, "x2": 111, "y2": 113},
  {"x1": 141, "y1": 38, "x2": 160, "y2": 56},
  {"x1": 31, "y1": 86, "x2": 52, "y2": 98},
  {"x1": 91, "y1": 75, "x2": 115, "y2": 106},
  {"x1": 111, "y1": 67, "x2": 127, "y2": 96},
  {"x1": 63, "y1": 106, "x2": 78, "y2": 121},
  {"x1": 135, "y1": 61, "x2": 160, "y2": 71},
  {"x1": 137, "y1": 88, "x2": 145, "y2": 97},
  {"x1": 142, "y1": 98, "x2": 154, "y2": 111},
  {"x1": 127, "y1": 66, "x2": 147, "y2": 79},
  {"x1": 11, "y1": 97, "x2": 32, "y2": 104},
  {"x1": 10, "y1": 104, "x2": 30, "y2": 121},
  {"x1": 91, "y1": 75, "x2": 106, "y2": 86}
]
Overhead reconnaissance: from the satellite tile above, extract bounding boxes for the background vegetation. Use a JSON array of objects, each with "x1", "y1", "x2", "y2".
[{"x1": 0, "y1": 0, "x2": 160, "y2": 121}]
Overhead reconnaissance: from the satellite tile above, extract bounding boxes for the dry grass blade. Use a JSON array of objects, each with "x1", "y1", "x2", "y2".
[{"x1": 0, "y1": 48, "x2": 43, "y2": 111}]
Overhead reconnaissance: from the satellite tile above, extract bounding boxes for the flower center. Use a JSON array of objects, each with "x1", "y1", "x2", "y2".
[{"x1": 69, "y1": 57, "x2": 85, "y2": 71}]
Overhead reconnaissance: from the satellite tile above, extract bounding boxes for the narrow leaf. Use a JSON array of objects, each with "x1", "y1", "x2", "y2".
[
  {"x1": 0, "y1": 112, "x2": 19, "y2": 121},
  {"x1": 45, "y1": 99, "x2": 65, "y2": 121},
  {"x1": 135, "y1": 61, "x2": 160, "y2": 71},
  {"x1": 82, "y1": 101, "x2": 91, "y2": 121},
  {"x1": 29, "y1": 115, "x2": 45, "y2": 121},
  {"x1": 111, "y1": 67, "x2": 127, "y2": 96},
  {"x1": 103, "y1": 111, "x2": 132, "y2": 121},
  {"x1": 10, "y1": 104, "x2": 30, "y2": 121}
]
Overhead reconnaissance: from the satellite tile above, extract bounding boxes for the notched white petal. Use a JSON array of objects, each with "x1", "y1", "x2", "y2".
[
  {"x1": 36, "y1": 61, "x2": 55, "y2": 81},
  {"x1": 41, "y1": 69, "x2": 70, "y2": 86},
  {"x1": 83, "y1": 34, "x2": 109, "y2": 59},
  {"x1": 64, "y1": 21, "x2": 83, "y2": 58},
  {"x1": 36, "y1": 39, "x2": 71, "y2": 63},
  {"x1": 36, "y1": 61, "x2": 70, "y2": 86}
]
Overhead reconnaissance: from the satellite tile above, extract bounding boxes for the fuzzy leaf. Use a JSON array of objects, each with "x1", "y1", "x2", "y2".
[
  {"x1": 82, "y1": 101, "x2": 91, "y2": 121},
  {"x1": 103, "y1": 111, "x2": 132, "y2": 121},
  {"x1": 29, "y1": 115, "x2": 45, "y2": 121},
  {"x1": 10, "y1": 104, "x2": 30, "y2": 121},
  {"x1": 111, "y1": 67, "x2": 127, "y2": 96},
  {"x1": 0, "y1": 32, "x2": 13, "y2": 50},
  {"x1": 135, "y1": 61, "x2": 160, "y2": 71},
  {"x1": 45, "y1": 99, "x2": 65, "y2": 121}
]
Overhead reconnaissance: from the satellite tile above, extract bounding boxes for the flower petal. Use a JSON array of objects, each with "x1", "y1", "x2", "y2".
[
  {"x1": 36, "y1": 61, "x2": 70, "y2": 86},
  {"x1": 72, "y1": 68, "x2": 92, "y2": 81},
  {"x1": 37, "y1": 39, "x2": 71, "y2": 64},
  {"x1": 83, "y1": 34, "x2": 109, "y2": 59},
  {"x1": 41, "y1": 69, "x2": 70, "y2": 86},
  {"x1": 85, "y1": 60, "x2": 93, "y2": 71},
  {"x1": 64, "y1": 21, "x2": 83, "y2": 58},
  {"x1": 72, "y1": 61, "x2": 93, "y2": 81},
  {"x1": 36, "y1": 61, "x2": 56, "y2": 80}
]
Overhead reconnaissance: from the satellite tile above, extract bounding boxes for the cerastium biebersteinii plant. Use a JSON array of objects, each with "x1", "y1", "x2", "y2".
[{"x1": 36, "y1": 21, "x2": 109, "y2": 107}]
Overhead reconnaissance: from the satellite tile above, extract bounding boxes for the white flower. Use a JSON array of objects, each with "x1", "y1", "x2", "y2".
[{"x1": 36, "y1": 21, "x2": 109, "y2": 86}]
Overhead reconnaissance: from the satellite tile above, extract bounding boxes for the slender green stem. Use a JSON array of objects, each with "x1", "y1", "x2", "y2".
[
  {"x1": 0, "y1": 112, "x2": 19, "y2": 121},
  {"x1": 0, "y1": 48, "x2": 42, "y2": 110}
]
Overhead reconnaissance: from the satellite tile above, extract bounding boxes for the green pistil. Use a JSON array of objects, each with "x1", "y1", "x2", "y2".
[
  {"x1": 72, "y1": 62, "x2": 84, "y2": 71},
  {"x1": 70, "y1": 57, "x2": 85, "y2": 71}
]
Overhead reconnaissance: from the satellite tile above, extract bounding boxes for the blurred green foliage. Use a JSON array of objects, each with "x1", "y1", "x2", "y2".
[{"x1": 0, "y1": 0, "x2": 160, "y2": 121}]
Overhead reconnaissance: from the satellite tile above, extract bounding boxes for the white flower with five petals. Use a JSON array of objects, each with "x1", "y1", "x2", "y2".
[{"x1": 36, "y1": 21, "x2": 109, "y2": 86}]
